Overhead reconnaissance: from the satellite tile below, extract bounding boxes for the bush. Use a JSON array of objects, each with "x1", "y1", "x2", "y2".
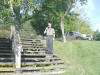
[{"x1": 93, "y1": 30, "x2": 100, "y2": 41}]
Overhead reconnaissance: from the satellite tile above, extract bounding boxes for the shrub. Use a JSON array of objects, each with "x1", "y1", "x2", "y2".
[{"x1": 93, "y1": 30, "x2": 100, "y2": 41}]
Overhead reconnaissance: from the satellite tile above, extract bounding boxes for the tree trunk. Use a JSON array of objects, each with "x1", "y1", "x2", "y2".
[
  {"x1": 60, "y1": 2, "x2": 73, "y2": 43},
  {"x1": 60, "y1": 18, "x2": 66, "y2": 43}
]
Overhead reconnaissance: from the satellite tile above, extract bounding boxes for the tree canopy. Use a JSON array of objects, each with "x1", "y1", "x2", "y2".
[{"x1": 0, "y1": 0, "x2": 92, "y2": 40}]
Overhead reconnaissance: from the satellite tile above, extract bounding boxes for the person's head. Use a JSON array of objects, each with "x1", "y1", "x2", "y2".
[{"x1": 48, "y1": 23, "x2": 52, "y2": 28}]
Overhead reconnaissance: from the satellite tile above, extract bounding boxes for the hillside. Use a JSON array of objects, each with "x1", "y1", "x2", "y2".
[{"x1": 53, "y1": 40, "x2": 100, "y2": 75}]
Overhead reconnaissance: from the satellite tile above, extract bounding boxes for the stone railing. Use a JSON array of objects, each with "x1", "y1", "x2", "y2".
[{"x1": 10, "y1": 26, "x2": 23, "y2": 70}]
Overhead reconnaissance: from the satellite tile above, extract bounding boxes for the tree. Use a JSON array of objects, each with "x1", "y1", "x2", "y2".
[
  {"x1": 0, "y1": 0, "x2": 41, "y2": 31},
  {"x1": 30, "y1": 0, "x2": 87, "y2": 39},
  {"x1": 9, "y1": 0, "x2": 42, "y2": 31},
  {"x1": 59, "y1": 0, "x2": 87, "y2": 42},
  {"x1": 93, "y1": 30, "x2": 100, "y2": 41},
  {"x1": 0, "y1": 0, "x2": 14, "y2": 29},
  {"x1": 0, "y1": 0, "x2": 89, "y2": 41}
]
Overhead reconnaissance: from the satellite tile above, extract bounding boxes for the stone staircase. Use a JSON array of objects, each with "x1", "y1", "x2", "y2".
[
  {"x1": 0, "y1": 37, "x2": 66, "y2": 75},
  {"x1": 0, "y1": 38, "x2": 15, "y2": 73},
  {"x1": 21, "y1": 38, "x2": 65, "y2": 74}
]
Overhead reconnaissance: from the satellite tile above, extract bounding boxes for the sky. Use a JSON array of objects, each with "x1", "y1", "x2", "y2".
[{"x1": 85, "y1": 0, "x2": 100, "y2": 31}]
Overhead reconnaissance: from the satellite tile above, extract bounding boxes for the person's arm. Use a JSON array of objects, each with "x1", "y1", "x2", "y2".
[
  {"x1": 53, "y1": 33, "x2": 55, "y2": 40},
  {"x1": 44, "y1": 27, "x2": 48, "y2": 34},
  {"x1": 53, "y1": 28, "x2": 55, "y2": 40}
]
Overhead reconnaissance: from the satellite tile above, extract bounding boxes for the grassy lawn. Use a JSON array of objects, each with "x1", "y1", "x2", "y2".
[{"x1": 53, "y1": 40, "x2": 100, "y2": 75}]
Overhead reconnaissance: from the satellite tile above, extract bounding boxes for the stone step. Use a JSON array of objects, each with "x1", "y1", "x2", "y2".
[
  {"x1": 22, "y1": 44, "x2": 43, "y2": 47},
  {"x1": 0, "y1": 50, "x2": 11, "y2": 51},
  {"x1": 0, "y1": 60, "x2": 13, "y2": 62},
  {"x1": 21, "y1": 54, "x2": 46, "y2": 58},
  {"x1": 0, "y1": 48, "x2": 11, "y2": 51},
  {"x1": 21, "y1": 57, "x2": 61, "y2": 61},
  {"x1": 22, "y1": 41, "x2": 42, "y2": 44},
  {"x1": 0, "y1": 37, "x2": 10, "y2": 39},
  {"x1": 22, "y1": 48, "x2": 44, "y2": 51},
  {"x1": 22, "y1": 42, "x2": 41, "y2": 44},
  {"x1": 21, "y1": 61, "x2": 64, "y2": 65},
  {"x1": 0, "y1": 68, "x2": 15, "y2": 72},
  {"x1": 0, "y1": 42, "x2": 10, "y2": 44},
  {"x1": 0, "y1": 45, "x2": 11, "y2": 47},
  {"x1": 0, "y1": 48, "x2": 11, "y2": 50},
  {"x1": 22, "y1": 45, "x2": 43, "y2": 48},
  {"x1": 21, "y1": 65, "x2": 65, "y2": 71},
  {"x1": 21, "y1": 54, "x2": 57, "y2": 57},
  {"x1": 0, "y1": 39, "x2": 10, "y2": 42},
  {"x1": 0, "y1": 54, "x2": 13, "y2": 57},
  {"x1": 23, "y1": 47, "x2": 45, "y2": 50},
  {"x1": 0, "y1": 51, "x2": 11, "y2": 53},
  {"x1": 22, "y1": 39, "x2": 41, "y2": 42},
  {"x1": 22, "y1": 41, "x2": 41, "y2": 42},
  {"x1": 22, "y1": 47, "x2": 44, "y2": 50},
  {"x1": 0, "y1": 62, "x2": 14, "y2": 65},
  {"x1": 21, "y1": 58, "x2": 61, "y2": 62},
  {"x1": 22, "y1": 42, "x2": 43, "y2": 44},
  {"x1": 23, "y1": 48, "x2": 45, "y2": 51},
  {"x1": 23, "y1": 50, "x2": 45, "y2": 53},
  {"x1": 22, "y1": 55, "x2": 57, "y2": 59},
  {"x1": 21, "y1": 60, "x2": 61, "y2": 62},
  {"x1": 0, "y1": 70, "x2": 65, "y2": 75},
  {"x1": 0, "y1": 58, "x2": 14, "y2": 62},
  {"x1": 0, "y1": 53, "x2": 13, "y2": 55},
  {"x1": 22, "y1": 51, "x2": 45, "y2": 54},
  {"x1": 0, "y1": 58, "x2": 14, "y2": 60},
  {"x1": 0, "y1": 43, "x2": 11, "y2": 45}
]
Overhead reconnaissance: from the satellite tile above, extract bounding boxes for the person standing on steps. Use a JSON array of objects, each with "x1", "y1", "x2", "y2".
[{"x1": 44, "y1": 23, "x2": 55, "y2": 54}]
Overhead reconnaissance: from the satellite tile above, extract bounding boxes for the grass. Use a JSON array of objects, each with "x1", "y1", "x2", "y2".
[
  {"x1": 53, "y1": 40, "x2": 100, "y2": 75},
  {"x1": 0, "y1": 29, "x2": 10, "y2": 38}
]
